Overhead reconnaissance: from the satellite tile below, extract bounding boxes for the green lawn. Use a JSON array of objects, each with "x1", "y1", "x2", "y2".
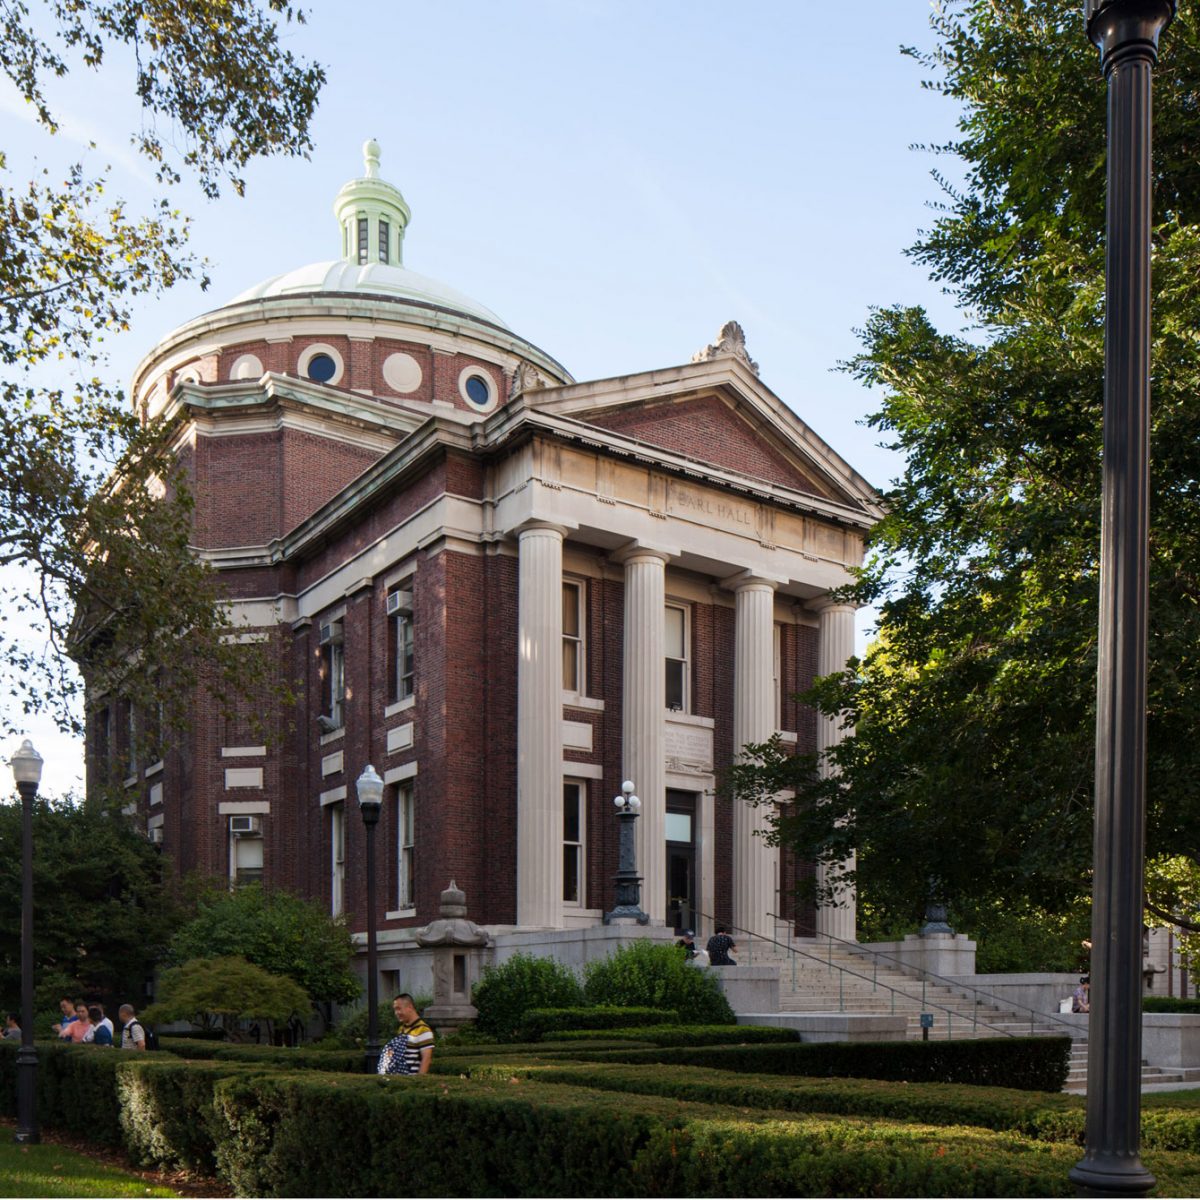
[{"x1": 0, "y1": 1139, "x2": 179, "y2": 1198}]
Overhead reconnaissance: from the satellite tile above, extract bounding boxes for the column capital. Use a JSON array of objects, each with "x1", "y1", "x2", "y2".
[
  {"x1": 720, "y1": 568, "x2": 784, "y2": 593},
  {"x1": 514, "y1": 519, "x2": 571, "y2": 541},
  {"x1": 808, "y1": 595, "x2": 858, "y2": 617},
  {"x1": 612, "y1": 540, "x2": 677, "y2": 566}
]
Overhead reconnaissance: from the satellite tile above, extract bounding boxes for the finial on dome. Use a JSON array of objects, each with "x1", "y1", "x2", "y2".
[{"x1": 363, "y1": 138, "x2": 381, "y2": 179}]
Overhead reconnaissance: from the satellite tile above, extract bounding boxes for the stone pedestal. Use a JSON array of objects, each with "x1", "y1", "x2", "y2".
[{"x1": 415, "y1": 882, "x2": 490, "y2": 1032}]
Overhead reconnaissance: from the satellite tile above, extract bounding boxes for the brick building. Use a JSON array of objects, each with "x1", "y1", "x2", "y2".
[{"x1": 88, "y1": 142, "x2": 881, "y2": 966}]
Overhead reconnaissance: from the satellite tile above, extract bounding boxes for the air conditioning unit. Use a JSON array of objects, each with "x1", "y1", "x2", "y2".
[
  {"x1": 229, "y1": 815, "x2": 262, "y2": 836},
  {"x1": 318, "y1": 620, "x2": 344, "y2": 646},
  {"x1": 385, "y1": 589, "x2": 412, "y2": 616},
  {"x1": 148, "y1": 827, "x2": 164, "y2": 845}
]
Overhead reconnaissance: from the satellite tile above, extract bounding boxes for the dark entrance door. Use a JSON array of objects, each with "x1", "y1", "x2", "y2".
[{"x1": 665, "y1": 790, "x2": 697, "y2": 934}]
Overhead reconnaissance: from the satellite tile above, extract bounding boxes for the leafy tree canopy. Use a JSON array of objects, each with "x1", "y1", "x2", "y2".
[
  {"x1": 167, "y1": 884, "x2": 360, "y2": 1008},
  {"x1": 733, "y1": 0, "x2": 1200, "y2": 942},
  {"x1": 143, "y1": 954, "x2": 310, "y2": 1040},
  {"x1": 0, "y1": 1, "x2": 323, "y2": 736},
  {"x1": 0, "y1": 796, "x2": 182, "y2": 1007}
]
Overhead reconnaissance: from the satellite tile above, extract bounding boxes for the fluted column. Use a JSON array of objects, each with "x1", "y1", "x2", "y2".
[
  {"x1": 732, "y1": 577, "x2": 778, "y2": 940},
  {"x1": 516, "y1": 523, "x2": 564, "y2": 928},
  {"x1": 621, "y1": 549, "x2": 668, "y2": 925},
  {"x1": 814, "y1": 600, "x2": 857, "y2": 942}
]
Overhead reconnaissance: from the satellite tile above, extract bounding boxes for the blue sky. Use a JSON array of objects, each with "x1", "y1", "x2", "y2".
[{"x1": 3, "y1": 1, "x2": 967, "y2": 794}]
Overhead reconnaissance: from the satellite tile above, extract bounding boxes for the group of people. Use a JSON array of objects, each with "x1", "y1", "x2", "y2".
[
  {"x1": 3, "y1": 997, "x2": 150, "y2": 1049},
  {"x1": 676, "y1": 925, "x2": 738, "y2": 967}
]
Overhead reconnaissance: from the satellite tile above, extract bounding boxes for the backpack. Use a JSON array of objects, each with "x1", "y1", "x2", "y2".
[{"x1": 126, "y1": 1019, "x2": 158, "y2": 1050}]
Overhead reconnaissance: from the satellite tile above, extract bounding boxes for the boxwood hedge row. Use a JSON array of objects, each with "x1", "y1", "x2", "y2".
[
  {"x1": 548, "y1": 1035, "x2": 1073, "y2": 1091},
  {"x1": 519, "y1": 1006, "x2": 679, "y2": 1040},
  {"x1": 542, "y1": 1024, "x2": 801, "y2": 1046}
]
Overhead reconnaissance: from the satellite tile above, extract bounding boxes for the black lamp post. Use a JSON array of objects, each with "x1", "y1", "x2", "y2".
[
  {"x1": 10, "y1": 738, "x2": 43, "y2": 1145},
  {"x1": 356, "y1": 763, "x2": 384, "y2": 1074},
  {"x1": 1072, "y1": 3, "x2": 1175, "y2": 1196},
  {"x1": 603, "y1": 780, "x2": 649, "y2": 925}
]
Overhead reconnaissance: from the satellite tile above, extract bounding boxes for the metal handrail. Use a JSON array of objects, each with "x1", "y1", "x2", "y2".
[
  {"x1": 764, "y1": 912, "x2": 1082, "y2": 1039},
  {"x1": 693, "y1": 910, "x2": 1035, "y2": 1041}
]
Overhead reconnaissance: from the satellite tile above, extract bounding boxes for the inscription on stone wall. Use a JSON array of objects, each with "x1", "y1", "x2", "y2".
[
  {"x1": 667, "y1": 482, "x2": 754, "y2": 533},
  {"x1": 664, "y1": 720, "x2": 713, "y2": 774}
]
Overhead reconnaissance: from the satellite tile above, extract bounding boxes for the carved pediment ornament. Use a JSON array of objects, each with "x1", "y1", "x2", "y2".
[{"x1": 691, "y1": 320, "x2": 760, "y2": 377}]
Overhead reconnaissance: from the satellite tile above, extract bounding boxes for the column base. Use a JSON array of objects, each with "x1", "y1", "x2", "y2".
[{"x1": 1069, "y1": 1153, "x2": 1155, "y2": 1197}]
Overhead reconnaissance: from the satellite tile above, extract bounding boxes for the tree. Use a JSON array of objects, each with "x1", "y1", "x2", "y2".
[
  {"x1": 0, "y1": 796, "x2": 181, "y2": 1007},
  {"x1": 0, "y1": 2, "x2": 323, "y2": 736},
  {"x1": 167, "y1": 885, "x2": 360, "y2": 1017},
  {"x1": 143, "y1": 955, "x2": 310, "y2": 1042},
  {"x1": 732, "y1": 0, "x2": 1200, "y2": 942}
]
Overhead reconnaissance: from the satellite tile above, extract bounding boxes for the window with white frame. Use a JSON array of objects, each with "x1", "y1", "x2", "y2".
[
  {"x1": 397, "y1": 780, "x2": 416, "y2": 910},
  {"x1": 378, "y1": 219, "x2": 390, "y2": 263},
  {"x1": 356, "y1": 217, "x2": 368, "y2": 265},
  {"x1": 664, "y1": 602, "x2": 690, "y2": 713},
  {"x1": 232, "y1": 833, "x2": 264, "y2": 887},
  {"x1": 388, "y1": 585, "x2": 415, "y2": 704},
  {"x1": 331, "y1": 803, "x2": 345, "y2": 916},
  {"x1": 563, "y1": 780, "x2": 585, "y2": 905},
  {"x1": 321, "y1": 620, "x2": 346, "y2": 728},
  {"x1": 562, "y1": 580, "x2": 584, "y2": 693},
  {"x1": 774, "y1": 623, "x2": 783, "y2": 730}
]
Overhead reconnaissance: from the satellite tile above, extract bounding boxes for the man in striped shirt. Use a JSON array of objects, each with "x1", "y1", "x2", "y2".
[{"x1": 377, "y1": 993, "x2": 434, "y2": 1076}]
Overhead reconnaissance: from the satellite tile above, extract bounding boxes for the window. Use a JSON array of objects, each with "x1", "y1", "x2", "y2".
[
  {"x1": 232, "y1": 834, "x2": 264, "y2": 887},
  {"x1": 331, "y1": 803, "x2": 345, "y2": 916},
  {"x1": 93, "y1": 705, "x2": 112, "y2": 782},
  {"x1": 562, "y1": 580, "x2": 584, "y2": 693},
  {"x1": 378, "y1": 219, "x2": 390, "y2": 263},
  {"x1": 774, "y1": 623, "x2": 783, "y2": 730},
  {"x1": 397, "y1": 781, "x2": 415, "y2": 910},
  {"x1": 320, "y1": 621, "x2": 345, "y2": 729},
  {"x1": 306, "y1": 353, "x2": 338, "y2": 384},
  {"x1": 124, "y1": 700, "x2": 137, "y2": 774},
  {"x1": 387, "y1": 585, "x2": 415, "y2": 704},
  {"x1": 357, "y1": 216, "x2": 368, "y2": 265},
  {"x1": 665, "y1": 603, "x2": 690, "y2": 712},
  {"x1": 563, "y1": 780, "x2": 585, "y2": 905}
]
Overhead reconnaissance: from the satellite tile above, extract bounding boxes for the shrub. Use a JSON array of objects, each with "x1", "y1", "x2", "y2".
[
  {"x1": 564, "y1": 1036, "x2": 1073, "y2": 1092},
  {"x1": 520, "y1": 1006, "x2": 678, "y2": 1040},
  {"x1": 583, "y1": 940, "x2": 735, "y2": 1025},
  {"x1": 544, "y1": 1024, "x2": 800, "y2": 1046},
  {"x1": 158, "y1": 1037, "x2": 362, "y2": 1073},
  {"x1": 472, "y1": 953, "x2": 584, "y2": 1041},
  {"x1": 1144, "y1": 997, "x2": 1200, "y2": 1014}
]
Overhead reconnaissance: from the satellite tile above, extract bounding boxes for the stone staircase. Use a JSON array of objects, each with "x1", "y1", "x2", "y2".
[
  {"x1": 1063, "y1": 1041, "x2": 1200, "y2": 1093},
  {"x1": 739, "y1": 936, "x2": 1071, "y2": 1042}
]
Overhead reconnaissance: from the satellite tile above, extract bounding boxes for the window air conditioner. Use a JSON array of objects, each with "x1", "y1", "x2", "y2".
[
  {"x1": 385, "y1": 589, "x2": 412, "y2": 616},
  {"x1": 148, "y1": 827, "x2": 164, "y2": 845},
  {"x1": 229, "y1": 815, "x2": 262, "y2": 836},
  {"x1": 318, "y1": 621, "x2": 344, "y2": 646}
]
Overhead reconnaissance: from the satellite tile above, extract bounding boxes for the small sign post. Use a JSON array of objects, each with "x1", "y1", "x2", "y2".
[{"x1": 920, "y1": 1013, "x2": 933, "y2": 1043}]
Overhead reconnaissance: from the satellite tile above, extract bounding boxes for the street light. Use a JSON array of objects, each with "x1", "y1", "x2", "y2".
[
  {"x1": 602, "y1": 780, "x2": 648, "y2": 925},
  {"x1": 10, "y1": 738, "x2": 43, "y2": 1145},
  {"x1": 355, "y1": 763, "x2": 384, "y2": 1075},
  {"x1": 1073, "y1": 3, "x2": 1175, "y2": 1196}
]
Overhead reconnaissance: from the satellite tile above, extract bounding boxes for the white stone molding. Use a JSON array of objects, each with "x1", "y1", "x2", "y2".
[
  {"x1": 516, "y1": 522, "x2": 567, "y2": 927},
  {"x1": 813, "y1": 599, "x2": 858, "y2": 942},
  {"x1": 732, "y1": 576, "x2": 778, "y2": 939},
  {"x1": 382, "y1": 352, "x2": 423, "y2": 394},
  {"x1": 619, "y1": 546, "x2": 670, "y2": 925},
  {"x1": 296, "y1": 342, "x2": 345, "y2": 386}
]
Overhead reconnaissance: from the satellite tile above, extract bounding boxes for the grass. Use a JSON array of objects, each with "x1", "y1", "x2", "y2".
[{"x1": 0, "y1": 1138, "x2": 179, "y2": 1198}]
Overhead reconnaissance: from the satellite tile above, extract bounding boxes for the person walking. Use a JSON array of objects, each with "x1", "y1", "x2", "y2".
[
  {"x1": 3, "y1": 1013, "x2": 20, "y2": 1040},
  {"x1": 119, "y1": 1004, "x2": 147, "y2": 1050},
  {"x1": 377, "y1": 993, "x2": 434, "y2": 1077},
  {"x1": 88, "y1": 1006, "x2": 113, "y2": 1046}
]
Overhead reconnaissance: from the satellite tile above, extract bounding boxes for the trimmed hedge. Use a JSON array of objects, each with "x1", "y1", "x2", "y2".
[
  {"x1": 204, "y1": 1069, "x2": 1081, "y2": 1197},
  {"x1": 551, "y1": 1036, "x2": 1073, "y2": 1091},
  {"x1": 544, "y1": 1024, "x2": 801, "y2": 1046},
  {"x1": 519, "y1": 1006, "x2": 678, "y2": 1040},
  {"x1": 1144, "y1": 997, "x2": 1200, "y2": 1014},
  {"x1": 158, "y1": 1037, "x2": 363, "y2": 1072}
]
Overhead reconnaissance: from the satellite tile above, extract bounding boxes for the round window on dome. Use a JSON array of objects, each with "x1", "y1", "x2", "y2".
[
  {"x1": 307, "y1": 353, "x2": 338, "y2": 384},
  {"x1": 458, "y1": 367, "x2": 497, "y2": 412},
  {"x1": 297, "y1": 343, "x2": 345, "y2": 387}
]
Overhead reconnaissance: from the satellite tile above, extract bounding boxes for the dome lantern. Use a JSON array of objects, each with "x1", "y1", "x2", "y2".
[{"x1": 333, "y1": 139, "x2": 412, "y2": 268}]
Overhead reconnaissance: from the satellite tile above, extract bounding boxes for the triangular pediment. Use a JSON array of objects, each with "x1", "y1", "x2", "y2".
[{"x1": 525, "y1": 357, "x2": 881, "y2": 517}]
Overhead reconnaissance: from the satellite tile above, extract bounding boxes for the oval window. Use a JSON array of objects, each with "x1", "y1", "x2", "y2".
[{"x1": 464, "y1": 374, "x2": 491, "y2": 407}]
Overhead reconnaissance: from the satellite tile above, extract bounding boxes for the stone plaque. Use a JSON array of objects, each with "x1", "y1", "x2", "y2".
[{"x1": 664, "y1": 720, "x2": 713, "y2": 773}]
